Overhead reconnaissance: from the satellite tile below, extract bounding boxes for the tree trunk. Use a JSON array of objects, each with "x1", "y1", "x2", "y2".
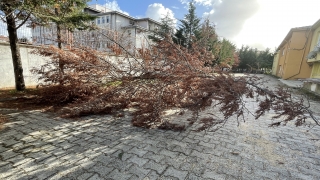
[
  {"x1": 56, "y1": 23, "x2": 62, "y2": 49},
  {"x1": 6, "y1": 13, "x2": 26, "y2": 91},
  {"x1": 55, "y1": 7, "x2": 64, "y2": 84},
  {"x1": 56, "y1": 23, "x2": 64, "y2": 84}
]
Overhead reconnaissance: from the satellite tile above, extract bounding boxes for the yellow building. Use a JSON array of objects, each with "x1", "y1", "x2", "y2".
[
  {"x1": 305, "y1": 19, "x2": 320, "y2": 95},
  {"x1": 274, "y1": 26, "x2": 313, "y2": 80}
]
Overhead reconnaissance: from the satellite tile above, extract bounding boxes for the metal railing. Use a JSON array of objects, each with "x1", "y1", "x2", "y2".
[{"x1": 0, "y1": 21, "x2": 33, "y2": 44}]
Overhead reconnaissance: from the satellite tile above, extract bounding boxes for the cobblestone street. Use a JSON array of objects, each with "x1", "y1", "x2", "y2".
[{"x1": 1, "y1": 75, "x2": 320, "y2": 180}]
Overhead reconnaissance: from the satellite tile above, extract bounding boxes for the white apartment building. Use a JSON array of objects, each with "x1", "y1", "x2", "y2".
[{"x1": 83, "y1": 5, "x2": 161, "y2": 50}]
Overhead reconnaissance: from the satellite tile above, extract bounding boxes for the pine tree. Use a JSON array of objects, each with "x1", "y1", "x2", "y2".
[
  {"x1": 35, "y1": 0, "x2": 95, "y2": 84},
  {"x1": 0, "y1": 0, "x2": 45, "y2": 91},
  {"x1": 216, "y1": 39, "x2": 237, "y2": 67},
  {"x1": 148, "y1": 12, "x2": 175, "y2": 42},
  {"x1": 36, "y1": 0, "x2": 96, "y2": 49},
  {"x1": 174, "y1": 0, "x2": 200, "y2": 48}
]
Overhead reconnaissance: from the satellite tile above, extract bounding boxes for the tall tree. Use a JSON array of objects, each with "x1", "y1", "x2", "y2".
[
  {"x1": 237, "y1": 45, "x2": 259, "y2": 71},
  {"x1": 0, "y1": 0, "x2": 43, "y2": 91},
  {"x1": 36, "y1": 0, "x2": 95, "y2": 49},
  {"x1": 216, "y1": 39, "x2": 237, "y2": 68},
  {"x1": 174, "y1": 0, "x2": 201, "y2": 48},
  {"x1": 35, "y1": 0, "x2": 95, "y2": 84},
  {"x1": 257, "y1": 48, "x2": 274, "y2": 70},
  {"x1": 148, "y1": 12, "x2": 176, "y2": 42}
]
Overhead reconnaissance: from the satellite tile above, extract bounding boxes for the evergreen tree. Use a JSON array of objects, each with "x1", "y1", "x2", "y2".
[
  {"x1": 0, "y1": 0, "x2": 46, "y2": 91},
  {"x1": 36, "y1": 0, "x2": 96, "y2": 49},
  {"x1": 237, "y1": 46, "x2": 274, "y2": 72},
  {"x1": 217, "y1": 39, "x2": 237, "y2": 67},
  {"x1": 174, "y1": 0, "x2": 200, "y2": 48},
  {"x1": 35, "y1": 0, "x2": 95, "y2": 84},
  {"x1": 237, "y1": 45, "x2": 259, "y2": 71},
  {"x1": 148, "y1": 13, "x2": 175, "y2": 42},
  {"x1": 257, "y1": 48, "x2": 274, "y2": 70}
]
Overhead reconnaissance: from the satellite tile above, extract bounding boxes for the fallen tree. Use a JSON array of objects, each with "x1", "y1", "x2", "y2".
[{"x1": 31, "y1": 28, "x2": 320, "y2": 131}]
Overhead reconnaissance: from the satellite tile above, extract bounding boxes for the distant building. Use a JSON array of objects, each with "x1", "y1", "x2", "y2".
[{"x1": 82, "y1": 5, "x2": 161, "y2": 50}]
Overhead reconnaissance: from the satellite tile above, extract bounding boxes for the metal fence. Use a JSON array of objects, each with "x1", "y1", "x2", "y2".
[
  {"x1": 0, "y1": 21, "x2": 33, "y2": 43},
  {"x1": 0, "y1": 21, "x2": 146, "y2": 54}
]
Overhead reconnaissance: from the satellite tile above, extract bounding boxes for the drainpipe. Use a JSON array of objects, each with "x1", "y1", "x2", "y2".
[{"x1": 284, "y1": 28, "x2": 312, "y2": 80}]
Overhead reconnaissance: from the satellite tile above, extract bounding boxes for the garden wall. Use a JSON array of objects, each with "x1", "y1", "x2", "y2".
[{"x1": 0, "y1": 42, "x2": 49, "y2": 89}]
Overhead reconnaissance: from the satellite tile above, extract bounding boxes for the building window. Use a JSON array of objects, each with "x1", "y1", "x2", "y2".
[
  {"x1": 106, "y1": 16, "x2": 109, "y2": 23},
  {"x1": 102, "y1": 17, "x2": 105, "y2": 24},
  {"x1": 97, "y1": 18, "x2": 101, "y2": 24}
]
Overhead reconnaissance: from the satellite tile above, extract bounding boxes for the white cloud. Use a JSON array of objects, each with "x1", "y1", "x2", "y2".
[
  {"x1": 195, "y1": 0, "x2": 215, "y2": 6},
  {"x1": 234, "y1": 0, "x2": 320, "y2": 50},
  {"x1": 179, "y1": 0, "x2": 189, "y2": 4},
  {"x1": 104, "y1": 0, "x2": 129, "y2": 15},
  {"x1": 146, "y1": 3, "x2": 177, "y2": 26},
  {"x1": 203, "y1": 0, "x2": 260, "y2": 40},
  {"x1": 197, "y1": 0, "x2": 320, "y2": 50},
  {"x1": 180, "y1": 0, "x2": 215, "y2": 6}
]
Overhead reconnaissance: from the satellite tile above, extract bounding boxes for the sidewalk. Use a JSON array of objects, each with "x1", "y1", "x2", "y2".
[{"x1": 278, "y1": 79, "x2": 304, "y2": 88}]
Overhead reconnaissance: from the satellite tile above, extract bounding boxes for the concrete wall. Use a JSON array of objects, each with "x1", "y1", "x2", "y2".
[
  {"x1": 0, "y1": 42, "x2": 145, "y2": 89},
  {"x1": 0, "y1": 42, "x2": 48, "y2": 89},
  {"x1": 303, "y1": 81, "x2": 320, "y2": 96},
  {"x1": 136, "y1": 20, "x2": 148, "y2": 29}
]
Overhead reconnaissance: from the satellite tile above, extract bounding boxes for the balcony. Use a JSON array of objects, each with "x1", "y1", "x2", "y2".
[{"x1": 307, "y1": 42, "x2": 320, "y2": 62}]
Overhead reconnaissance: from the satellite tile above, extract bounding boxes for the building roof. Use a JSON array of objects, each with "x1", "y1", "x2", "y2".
[
  {"x1": 311, "y1": 19, "x2": 320, "y2": 30},
  {"x1": 277, "y1": 26, "x2": 311, "y2": 50},
  {"x1": 84, "y1": 7, "x2": 161, "y2": 25},
  {"x1": 136, "y1": 18, "x2": 161, "y2": 25}
]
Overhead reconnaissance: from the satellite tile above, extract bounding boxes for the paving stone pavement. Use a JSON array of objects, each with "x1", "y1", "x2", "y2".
[{"x1": 1, "y1": 75, "x2": 320, "y2": 180}]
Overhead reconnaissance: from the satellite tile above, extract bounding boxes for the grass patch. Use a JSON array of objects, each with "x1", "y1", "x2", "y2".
[
  {"x1": 104, "y1": 81, "x2": 122, "y2": 87},
  {"x1": 6, "y1": 88, "x2": 40, "y2": 95},
  {"x1": 0, "y1": 88, "x2": 53, "y2": 111}
]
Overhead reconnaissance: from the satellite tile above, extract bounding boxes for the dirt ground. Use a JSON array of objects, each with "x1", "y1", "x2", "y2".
[
  {"x1": 0, "y1": 89, "x2": 51, "y2": 110},
  {"x1": 0, "y1": 89, "x2": 56, "y2": 129}
]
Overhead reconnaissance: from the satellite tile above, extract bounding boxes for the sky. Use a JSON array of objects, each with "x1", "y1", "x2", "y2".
[{"x1": 90, "y1": 0, "x2": 320, "y2": 50}]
